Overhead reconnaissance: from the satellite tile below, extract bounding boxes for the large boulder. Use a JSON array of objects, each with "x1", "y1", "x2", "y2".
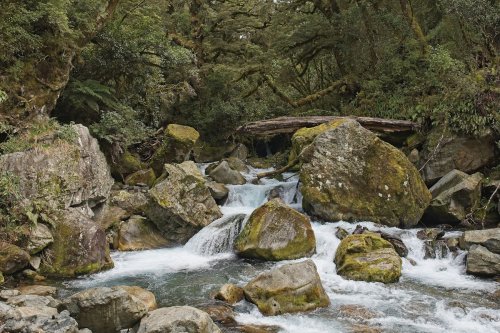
[
  {"x1": 461, "y1": 228, "x2": 500, "y2": 254},
  {"x1": 466, "y1": 245, "x2": 500, "y2": 277},
  {"x1": 40, "y1": 208, "x2": 113, "y2": 277},
  {"x1": 145, "y1": 161, "x2": 222, "y2": 245},
  {"x1": 299, "y1": 118, "x2": 431, "y2": 228},
  {"x1": 208, "y1": 160, "x2": 246, "y2": 185},
  {"x1": 150, "y1": 124, "x2": 200, "y2": 175},
  {"x1": 0, "y1": 242, "x2": 30, "y2": 274},
  {"x1": 422, "y1": 170, "x2": 482, "y2": 225},
  {"x1": 243, "y1": 259, "x2": 330, "y2": 316},
  {"x1": 27, "y1": 223, "x2": 54, "y2": 255},
  {"x1": 334, "y1": 234, "x2": 402, "y2": 283},
  {"x1": 63, "y1": 286, "x2": 148, "y2": 333},
  {"x1": 234, "y1": 199, "x2": 316, "y2": 260},
  {"x1": 116, "y1": 286, "x2": 158, "y2": 311},
  {"x1": 0, "y1": 124, "x2": 113, "y2": 209},
  {"x1": 137, "y1": 306, "x2": 221, "y2": 333},
  {"x1": 1, "y1": 306, "x2": 79, "y2": 333},
  {"x1": 94, "y1": 189, "x2": 149, "y2": 230},
  {"x1": 117, "y1": 215, "x2": 171, "y2": 251},
  {"x1": 419, "y1": 127, "x2": 495, "y2": 184}
]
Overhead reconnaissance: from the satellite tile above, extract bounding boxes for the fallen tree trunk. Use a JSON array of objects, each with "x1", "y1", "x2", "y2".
[{"x1": 236, "y1": 116, "x2": 419, "y2": 137}]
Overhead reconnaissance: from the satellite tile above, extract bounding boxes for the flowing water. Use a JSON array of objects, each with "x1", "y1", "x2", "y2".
[{"x1": 58, "y1": 166, "x2": 500, "y2": 333}]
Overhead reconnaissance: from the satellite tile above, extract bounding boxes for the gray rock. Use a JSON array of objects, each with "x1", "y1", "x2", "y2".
[
  {"x1": 27, "y1": 223, "x2": 54, "y2": 254},
  {"x1": 94, "y1": 190, "x2": 149, "y2": 230},
  {"x1": 243, "y1": 259, "x2": 330, "y2": 316},
  {"x1": 63, "y1": 286, "x2": 148, "y2": 333},
  {"x1": 0, "y1": 290, "x2": 20, "y2": 301},
  {"x1": 206, "y1": 181, "x2": 229, "y2": 201},
  {"x1": 208, "y1": 161, "x2": 246, "y2": 185},
  {"x1": 466, "y1": 245, "x2": 500, "y2": 277},
  {"x1": 423, "y1": 170, "x2": 482, "y2": 225},
  {"x1": 2, "y1": 308, "x2": 79, "y2": 333},
  {"x1": 7, "y1": 294, "x2": 60, "y2": 309},
  {"x1": 146, "y1": 162, "x2": 222, "y2": 245},
  {"x1": 117, "y1": 216, "x2": 171, "y2": 251},
  {"x1": 0, "y1": 242, "x2": 30, "y2": 274},
  {"x1": 137, "y1": 306, "x2": 221, "y2": 333},
  {"x1": 461, "y1": 228, "x2": 500, "y2": 254},
  {"x1": 379, "y1": 232, "x2": 409, "y2": 257},
  {"x1": 299, "y1": 119, "x2": 431, "y2": 228}
]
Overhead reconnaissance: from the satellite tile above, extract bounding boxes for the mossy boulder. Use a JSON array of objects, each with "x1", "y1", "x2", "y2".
[
  {"x1": 150, "y1": 124, "x2": 200, "y2": 175},
  {"x1": 40, "y1": 208, "x2": 114, "y2": 277},
  {"x1": 145, "y1": 161, "x2": 222, "y2": 245},
  {"x1": 117, "y1": 216, "x2": 171, "y2": 251},
  {"x1": 0, "y1": 242, "x2": 30, "y2": 274},
  {"x1": 243, "y1": 259, "x2": 330, "y2": 316},
  {"x1": 334, "y1": 234, "x2": 402, "y2": 283},
  {"x1": 110, "y1": 150, "x2": 145, "y2": 179},
  {"x1": 300, "y1": 118, "x2": 431, "y2": 228},
  {"x1": 234, "y1": 199, "x2": 316, "y2": 260},
  {"x1": 125, "y1": 168, "x2": 156, "y2": 187}
]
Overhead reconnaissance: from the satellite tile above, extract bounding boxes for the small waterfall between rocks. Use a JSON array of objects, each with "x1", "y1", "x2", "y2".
[{"x1": 62, "y1": 166, "x2": 500, "y2": 333}]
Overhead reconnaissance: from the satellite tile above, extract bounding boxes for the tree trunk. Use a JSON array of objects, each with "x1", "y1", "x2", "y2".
[{"x1": 399, "y1": 0, "x2": 429, "y2": 56}]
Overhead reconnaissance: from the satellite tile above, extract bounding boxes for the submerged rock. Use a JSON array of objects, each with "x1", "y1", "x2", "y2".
[
  {"x1": 208, "y1": 160, "x2": 246, "y2": 185},
  {"x1": 234, "y1": 199, "x2": 316, "y2": 261},
  {"x1": 137, "y1": 306, "x2": 221, "y2": 333},
  {"x1": 40, "y1": 208, "x2": 113, "y2": 277},
  {"x1": 299, "y1": 118, "x2": 431, "y2": 228},
  {"x1": 419, "y1": 127, "x2": 495, "y2": 184},
  {"x1": 243, "y1": 259, "x2": 330, "y2": 316},
  {"x1": 466, "y1": 245, "x2": 500, "y2": 277},
  {"x1": 0, "y1": 242, "x2": 30, "y2": 274},
  {"x1": 150, "y1": 124, "x2": 200, "y2": 175},
  {"x1": 63, "y1": 286, "x2": 148, "y2": 333},
  {"x1": 423, "y1": 170, "x2": 482, "y2": 225},
  {"x1": 146, "y1": 161, "x2": 222, "y2": 245},
  {"x1": 334, "y1": 234, "x2": 402, "y2": 283},
  {"x1": 117, "y1": 215, "x2": 171, "y2": 251}
]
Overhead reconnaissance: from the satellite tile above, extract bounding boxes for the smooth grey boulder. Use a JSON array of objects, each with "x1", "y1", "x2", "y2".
[
  {"x1": 461, "y1": 228, "x2": 500, "y2": 254},
  {"x1": 137, "y1": 306, "x2": 221, "y2": 333},
  {"x1": 423, "y1": 170, "x2": 482, "y2": 225},
  {"x1": 243, "y1": 259, "x2": 330, "y2": 316},
  {"x1": 62, "y1": 286, "x2": 148, "y2": 333},
  {"x1": 208, "y1": 160, "x2": 246, "y2": 185},
  {"x1": 146, "y1": 161, "x2": 222, "y2": 245},
  {"x1": 466, "y1": 245, "x2": 500, "y2": 277}
]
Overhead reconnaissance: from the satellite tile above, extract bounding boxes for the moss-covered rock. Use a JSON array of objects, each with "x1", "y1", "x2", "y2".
[
  {"x1": 0, "y1": 242, "x2": 30, "y2": 274},
  {"x1": 145, "y1": 161, "x2": 222, "y2": 245},
  {"x1": 334, "y1": 234, "x2": 402, "y2": 283},
  {"x1": 150, "y1": 124, "x2": 200, "y2": 175},
  {"x1": 40, "y1": 208, "x2": 113, "y2": 277},
  {"x1": 234, "y1": 199, "x2": 316, "y2": 261},
  {"x1": 300, "y1": 119, "x2": 431, "y2": 228},
  {"x1": 125, "y1": 168, "x2": 156, "y2": 187},
  {"x1": 110, "y1": 150, "x2": 145, "y2": 179},
  {"x1": 243, "y1": 259, "x2": 330, "y2": 316}
]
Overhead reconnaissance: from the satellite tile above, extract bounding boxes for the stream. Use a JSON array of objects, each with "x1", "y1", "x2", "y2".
[{"x1": 57, "y1": 166, "x2": 499, "y2": 333}]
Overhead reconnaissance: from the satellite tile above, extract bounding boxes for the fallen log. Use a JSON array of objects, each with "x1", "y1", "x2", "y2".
[{"x1": 236, "y1": 116, "x2": 418, "y2": 137}]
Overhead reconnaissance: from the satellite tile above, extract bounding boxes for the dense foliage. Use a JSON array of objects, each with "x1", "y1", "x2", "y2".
[{"x1": 1, "y1": 0, "x2": 499, "y2": 144}]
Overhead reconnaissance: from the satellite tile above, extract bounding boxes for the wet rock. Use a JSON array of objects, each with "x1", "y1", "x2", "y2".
[
  {"x1": 214, "y1": 284, "x2": 244, "y2": 305},
  {"x1": 266, "y1": 186, "x2": 284, "y2": 201},
  {"x1": 338, "y1": 304, "x2": 380, "y2": 321},
  {"x1": 146, "y1": 161, "x2": 222, "y2": 245},
  {"x1": 0, "y1": 124, "x2": 113, "y2": 210},
  {"x1": 208, "y1": 160, "x2": 246, "y2": 185},
  {"x1": 243, "y1": 259, "x2": 330, "y2": 316},
  {"x1": 379, "y1": 232, "x2": 408, "y2": 257},
  {"x1": 125, "y1": 168, "x2": 156, "y2": 188},
  {"x1": 423, "y1": 240, "x2": 449, "y2": 259},
  {"x1": 423, "y1": 170, "x2": 483, "y2": 225},
  {"x1": 27, "y1": 223, "x2": 54, "y2": 254},
  {"x1": 419, "y1": 127, "x2": 495, "y2": 184},
  {"x1": 207, "y1": 181, "x2": 229, "y2": 201},
  {"x1": 334, "y1": 234, "x2": 402, "y2": 283},
  {"x1": 137, "y1": 306, "x2": 221, "y2": 333},
  {"x1": 446, "y1": 237, "x2": 460, "y2": 252},
  {"x1": 350, "y1": 324, "x2": 382, "y2": 333},
  {"x1": 18, "y1": 285, "x2": 57, "y2": 297},
  {"x1": 416, "y1": 228, "x2": 445, "y2": 241},
  {"x1": 460, "y1": 228, "x2": 500, "y2": 254},
  {"x1": 40, "y1": 208, "x2": 113, "y2": 277},
  {"x1": 0, "y1": 242, "x2": 30, "y2": 274},
  {"x1": 466, "y1": 244, "x2": 500, "y2": 277},
  {"x1": 116, "y1": 285, "x2": 157, "y2": 311},
  {"x1": 63, "y1": 286, "x2": 148, "y2": 333},
  {"x1": 196, "y1": 301, "x2": 236, "y2": 325},
  {"x1": 335, "y1": 227, "x2": 349, "y2": 240},
  {"x1": 117, "y1": 216, "x2": 171, "y2": 251},
  {"x1": 150, "y1": 124, "x2": 200, "y2": 175},
  {"x1": 234, "y1": 199, "x2": 316, "y2": 261},
  {"x1": 299, "y1": 119, "x2": 431, "y2": 228}
]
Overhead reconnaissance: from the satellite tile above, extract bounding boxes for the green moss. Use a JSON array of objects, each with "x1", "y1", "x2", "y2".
[
  {"x1": 165, "y1": 124, "x2": 200, "y2": 144},
  {"x1": 125, "y1": 168, "x2": 156, "y2": 187},
  {"x1": 0, "y1": 271, "x2": 4, "y2": 284}
]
